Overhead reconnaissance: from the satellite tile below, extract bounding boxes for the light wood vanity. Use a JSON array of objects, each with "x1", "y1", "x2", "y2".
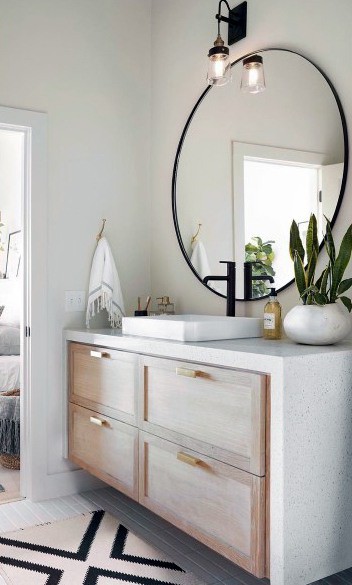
[
  {"x1": 68, "y1": 341, "x2": 269, "y2": 577},
  {"x1": 65, "y1": 329, "x2": 352, "y2": 585}
]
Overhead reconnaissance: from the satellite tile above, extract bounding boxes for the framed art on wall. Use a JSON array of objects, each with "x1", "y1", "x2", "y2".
[{"x1": 5, "y1": 230, "x2": 21, "y2": 278}]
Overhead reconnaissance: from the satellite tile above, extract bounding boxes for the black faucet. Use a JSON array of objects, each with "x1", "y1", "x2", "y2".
[
  {"x1": 203, "y1": 261, "x2": 236, "y2": 316},
  {"x1": 244, "y1": 261, "x2": 274, "y2": 300}
]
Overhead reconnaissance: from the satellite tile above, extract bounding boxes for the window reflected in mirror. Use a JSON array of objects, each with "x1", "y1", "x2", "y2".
[{"x1": 234, "y1": 142, "x2": 343, "y2": 296}]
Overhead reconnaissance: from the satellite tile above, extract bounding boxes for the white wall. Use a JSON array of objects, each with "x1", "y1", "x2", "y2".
[
  {"x1": 0, "y1": 0, "x2": 151, "y2": 494},
  {"x1": 150, "y1": 0, "x2": 352, "y2": 319}
]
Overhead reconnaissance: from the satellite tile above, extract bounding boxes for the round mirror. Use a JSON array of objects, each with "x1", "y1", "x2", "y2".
[{"x1": 172, "y1": 49, "x2": 348, "y2": 300}]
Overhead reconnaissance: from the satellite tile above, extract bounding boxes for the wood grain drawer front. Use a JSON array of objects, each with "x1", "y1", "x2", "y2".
[
  {"x1": 140, "y1": 356, "x2": 266, "y2": 476},
  {"x1": 69, "y1": 343, "x2": 138, "y2": 424},
  {"x1": 69, "y1": 403, "x2": 138, "y2": 500},
  {"x1": 139, "y1": 432, "x2": 265, "y2": 578}
]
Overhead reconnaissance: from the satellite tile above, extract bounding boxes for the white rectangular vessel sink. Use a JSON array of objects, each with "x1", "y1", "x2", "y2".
[{"x1": 122, "y1": 314, "x2": 263, "y2": 342}]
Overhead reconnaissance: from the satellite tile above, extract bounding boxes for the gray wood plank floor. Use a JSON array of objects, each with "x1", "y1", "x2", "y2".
[
  {"x1": 83, "y1": 487, "x2": 352, "y2": 585},
  {"x1": 0, "y1": 487, "x2": 351, "y2": 584}
]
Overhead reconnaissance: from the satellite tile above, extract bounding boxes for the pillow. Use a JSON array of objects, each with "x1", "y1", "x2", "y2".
[{"x1": 0, "y1": 326, "x2": 20, "y2": 355}]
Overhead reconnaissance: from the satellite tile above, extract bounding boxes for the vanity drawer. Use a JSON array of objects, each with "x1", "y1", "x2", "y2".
[
  {"x1": 69, "y1": 403, "x2": 138, "y2": 500},
  {"x1": 139, "y1": 432, "x2": 265, "y2": 577},
  {"x1": 140, "y1": 356, "x2": 266, "y2": 476},
  {"x1": 69, "y1": 342, "x2": 138, "y2": 425}
]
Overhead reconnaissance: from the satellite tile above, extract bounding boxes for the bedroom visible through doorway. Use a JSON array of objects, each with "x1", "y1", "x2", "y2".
[{"x1": 0, "y1": 128, "x2": 24, "y2": 503}]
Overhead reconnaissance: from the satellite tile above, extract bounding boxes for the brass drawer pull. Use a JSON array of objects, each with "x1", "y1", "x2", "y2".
[
  {"x1": 90, "y1": 350, "x2": 110, "y2": 359},
  {"x1": 177, "y1": 451, "x2": 202, "y2": 466},
  {"x1": 176, "y1": 367, "x2": 198, "y2": 378},
  {"x1": 90, "y1": 416, "x2": 107, "y2": 427}
]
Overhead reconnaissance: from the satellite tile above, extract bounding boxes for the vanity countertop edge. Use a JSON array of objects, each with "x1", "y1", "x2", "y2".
[{"x1": 63, "y1": 328, "x2": 352, "y2": 374}]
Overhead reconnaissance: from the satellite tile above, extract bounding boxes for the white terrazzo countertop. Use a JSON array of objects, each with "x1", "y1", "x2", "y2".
[
  {"x1": 64, "y1": 327, "x2": 352, "y2": 366},
  {"x1": 64, "y1": 328, "x2": 352, "y2": 585}
]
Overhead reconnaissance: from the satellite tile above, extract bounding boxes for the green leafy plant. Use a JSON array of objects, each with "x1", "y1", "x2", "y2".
[
  {"x1": 245, "y1": 237, "x2": 275, "y2": 298},
  {"x1": 289, "y1": 214, "x2": 352, "y2": 312}
]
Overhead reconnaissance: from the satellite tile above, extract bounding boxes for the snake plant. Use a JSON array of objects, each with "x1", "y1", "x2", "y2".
[{"x1": 289, "y1": 214, "x2": 352, "y2": 312}]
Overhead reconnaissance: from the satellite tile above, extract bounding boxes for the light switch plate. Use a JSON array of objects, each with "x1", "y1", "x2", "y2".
[{"x1": 65, "y1": 290, "x2": 86, "y2": 312}]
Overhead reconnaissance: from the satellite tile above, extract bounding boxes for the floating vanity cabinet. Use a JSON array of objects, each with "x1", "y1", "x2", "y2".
[
  {"x1": 66, "y1": 330, "x2": 352, "y2": 585},
  {"x1": 68, "y1": 341, "x2": 268, "y2": 579},
  {"x1": 68, "y1": 342, "x2": 139, "y2": 499}
]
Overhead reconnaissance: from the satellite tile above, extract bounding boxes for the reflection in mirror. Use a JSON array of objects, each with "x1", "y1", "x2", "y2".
[
  {"x1": 174, "y1": 49, "x2": 347, "y2": 300},
  {"x1": 233, "y1": 142, "x2": 344, "y2": 296}
]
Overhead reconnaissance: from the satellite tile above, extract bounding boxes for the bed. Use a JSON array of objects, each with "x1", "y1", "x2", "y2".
[
  {"x1": 0, "y1": 355, "x2": 21, "y2": 469},
  {"x1": 0, "y1": 355, "x2": 20, "y2": 393},
  {"x1": 0, "y1": 286, "x2": 21, "y2": 468}
]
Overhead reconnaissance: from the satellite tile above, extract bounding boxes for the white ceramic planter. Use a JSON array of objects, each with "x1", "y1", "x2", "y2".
[{"x1": 284, "y1": 303, "x2": 352, "y2": 345}]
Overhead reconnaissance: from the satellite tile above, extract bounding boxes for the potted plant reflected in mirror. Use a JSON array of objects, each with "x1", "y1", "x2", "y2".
[
  {"x1": 245, "y1": 237, "x2": 275, "y2": 298},
  {"x1": 284, "y1": 214, "x2": 352, "y2": 345}
]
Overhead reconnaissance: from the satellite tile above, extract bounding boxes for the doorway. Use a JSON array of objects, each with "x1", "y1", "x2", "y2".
[
  {"x1": 0, "y1": 107, "x2": 47, "y2": 503},
  {"x1": 0, "y1": 128, "x2": 23, "y2": 502}
]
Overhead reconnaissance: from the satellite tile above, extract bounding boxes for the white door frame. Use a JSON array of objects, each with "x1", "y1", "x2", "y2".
[{"x1": 0, "y1": 106, "x2": 47, "y2": 501}]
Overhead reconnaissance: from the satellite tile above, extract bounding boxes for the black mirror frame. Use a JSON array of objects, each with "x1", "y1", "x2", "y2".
[{"x1": 171, "y1": 47, "x2": 349, "y2": 301}]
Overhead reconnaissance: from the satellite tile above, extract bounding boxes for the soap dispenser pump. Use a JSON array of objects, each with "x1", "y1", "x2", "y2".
[{"x1": 263, "y1": 288, "x2": 282, "y2": 340}]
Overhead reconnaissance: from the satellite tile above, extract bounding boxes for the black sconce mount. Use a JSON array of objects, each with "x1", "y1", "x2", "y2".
[{"x1": 215, "y1": 0, "x2": 247, "y2": 46}]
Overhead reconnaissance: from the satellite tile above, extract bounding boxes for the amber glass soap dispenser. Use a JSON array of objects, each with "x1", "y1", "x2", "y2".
[{"x1": 263, "y1": 288, "x2": 282, "y2": 340}]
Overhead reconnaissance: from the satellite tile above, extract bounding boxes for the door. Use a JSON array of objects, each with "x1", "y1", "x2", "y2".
[{"x1": 0, "y1": 107, "x2": 47, "y2": 502}]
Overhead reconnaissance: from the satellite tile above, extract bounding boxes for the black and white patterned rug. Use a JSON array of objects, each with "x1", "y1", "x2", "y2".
[{"x1": 0, "y1": 510, "x2": 205, "y2": 584}]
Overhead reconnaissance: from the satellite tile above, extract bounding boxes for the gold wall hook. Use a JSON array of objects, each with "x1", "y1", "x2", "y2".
[
  {"x1": 96, "y1": 218, "x2": 107, "y2": 243},
  {"x1": 191, "y1": 223, "x2": 202, "y2": 245}
]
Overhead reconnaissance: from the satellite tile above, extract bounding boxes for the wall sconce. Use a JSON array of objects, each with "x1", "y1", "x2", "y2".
[
  {"x1": 207, "y1": 1, "x2": 247, "y2": 86},
  {"x1": 241, "y1": 54, "x2": 266, "y2": 93}
]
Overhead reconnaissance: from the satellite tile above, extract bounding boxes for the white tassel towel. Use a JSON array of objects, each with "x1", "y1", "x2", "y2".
[
  {"x1": 190, "y1": 240, "x2": 212, "y2": 280},
  {"x1": 190, "y1": 240, "x2": 222, "y2": 294},
  {"x1": 86, "y1": 236, "x2": 125, "y2": 328}
]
